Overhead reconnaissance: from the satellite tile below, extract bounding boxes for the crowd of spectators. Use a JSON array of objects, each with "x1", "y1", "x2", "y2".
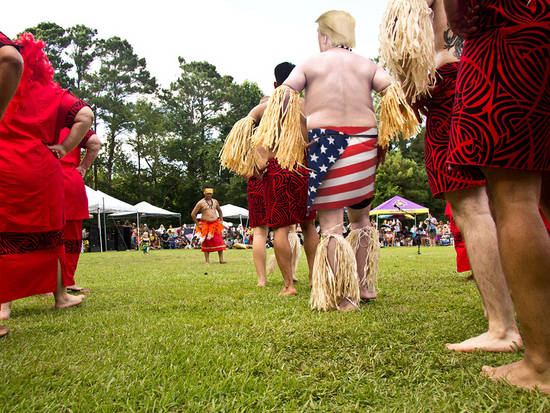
[
  {"x1": 121, "y1": 216, "x2": 460, "y2": 252},
  {"x1": 372, "y1": 216, "x2": 453, "y2": 248}
]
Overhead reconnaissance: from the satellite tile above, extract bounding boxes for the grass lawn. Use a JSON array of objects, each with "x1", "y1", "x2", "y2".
[{"x1": 1, "y1": 246, "x2": 548, "y2": 412}]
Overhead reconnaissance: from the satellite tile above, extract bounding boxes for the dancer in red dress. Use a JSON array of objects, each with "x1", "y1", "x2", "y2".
[
  {"x1": 445, "y1": 0, "x2": 550, "y2": 393},
  {"x1": 0, "y1": 34, "x2": 93, "y2": 328},
  {"x1": 191, "y1": 188, "x2": 226, "y2": 264},
  {"x1": 0, "y1": 31, "x2": 23, "y2": 337},
  {"x1": 59, "y1": 128, "x2": 101, "y2": 291}
]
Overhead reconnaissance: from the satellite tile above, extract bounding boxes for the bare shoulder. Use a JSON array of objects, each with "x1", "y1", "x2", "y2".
[{"x1": 249, "y1": 102, "x2": 268, "y2": 123}]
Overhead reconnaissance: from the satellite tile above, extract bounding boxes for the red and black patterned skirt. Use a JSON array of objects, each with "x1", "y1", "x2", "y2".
[
  {"x1": 425, "y1": 62, "x2": 485, "y2": 198},
  {"x1": 449, "y1": 0, "x2": 550, "y2": 173}
]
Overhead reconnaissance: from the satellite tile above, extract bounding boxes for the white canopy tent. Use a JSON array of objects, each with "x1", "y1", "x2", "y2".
[
  {"x1": 197, "y1": 204, "x2": 249, "y2": 234},
  {"x1": 86, "y1": 186, "x2": 137, "y2": 252},
  {"x1": 111, "y1": 201, "x2": 182, "y2": 233}
]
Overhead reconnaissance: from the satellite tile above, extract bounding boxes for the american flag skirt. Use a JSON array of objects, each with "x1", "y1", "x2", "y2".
[{"x1": 307, "y1": 127, "x2": 378, "y2": 210}]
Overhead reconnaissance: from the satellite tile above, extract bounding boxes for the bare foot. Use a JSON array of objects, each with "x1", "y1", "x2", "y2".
[
  {"x1": 67, "y1": 285, "x2": 83, "y2": 292},
  {"x1": 337, "y1": 297, "x2": 358, "y2": 312},
  {"x1": 446, "y1": 330, "x2": 523, "y2": 353},
  {"x1": 219, "y1": 261, "x2": 227, "y2": 264},
  {"x1": 360, "y1": 287, "x2": 378, "y2": 301},
  {"x1": 256, "y1": 279, "x2": 266, "y2": 287},
  {"x1": 482, "y1": 359, "x2": 550, "y2": 394},
  {"x1": 55, "y1": 293, "x2": 85, "y2": 309},
  {"x1": 292, "y1": 276, "x2": 299, "y2": 282},
  {"x1": 0, "y1": 302, "x2": 11, "y2": 320},
  {"x1": 279, "y1": 286, "x2": 297, "y2": 296},
  {"x1": 0, "y1": 325, "x2": 9, "y2": 337}
]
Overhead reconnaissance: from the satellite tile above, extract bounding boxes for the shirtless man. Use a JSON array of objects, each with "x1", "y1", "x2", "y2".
[
  {"x1": 191, "y1": 188, "x2": 226, "y2": 264},
  {"x1": 445, "y1": 0, "x2": 550, "y2": 394},
  {"x1": 0, "y1": 32, "x2": 23, "y2": 337},
  {"x1": 248, "y1": 62, "x2": 319, "y2": 296},
  {"x1": 271, "y1": 10, "x2": 391, "y2": 310}
]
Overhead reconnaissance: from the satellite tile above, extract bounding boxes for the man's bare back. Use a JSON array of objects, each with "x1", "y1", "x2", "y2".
[
  {"x1": 429, "y1": 0, "x2": 465, "y2": 68},
  {"x1": 283, "y1": 48, "x2": 392, "y2": 130}
]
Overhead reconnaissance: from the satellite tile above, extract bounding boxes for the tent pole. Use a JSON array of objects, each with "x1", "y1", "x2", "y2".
[
  {"x1": 98, "y1": 210, "x2": 103, "y2": 252},
  {"x1": 103, "y1": 198, "x2": 107, "y2": 252}
]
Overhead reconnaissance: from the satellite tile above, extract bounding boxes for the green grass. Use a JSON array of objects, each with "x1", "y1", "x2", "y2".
[{"x1": 1, "y1": 247, "x2": 548, "y2": 412}]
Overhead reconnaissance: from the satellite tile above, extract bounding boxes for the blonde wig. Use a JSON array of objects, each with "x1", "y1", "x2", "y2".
[{"x1": 316, "y1": 10, "x2": 356, "y2": 49}]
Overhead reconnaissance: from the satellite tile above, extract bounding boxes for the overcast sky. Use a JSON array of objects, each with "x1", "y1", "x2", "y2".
[{"x1": 3, "y1": 0, "x2": 388, "y2": 94}]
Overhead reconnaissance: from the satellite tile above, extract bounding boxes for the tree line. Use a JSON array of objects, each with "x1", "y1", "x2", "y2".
[{"x1": 21, "y1": 22, "x2": 445, "y2": 222}]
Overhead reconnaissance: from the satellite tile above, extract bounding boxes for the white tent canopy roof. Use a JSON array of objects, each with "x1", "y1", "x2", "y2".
[
  {"x1": 86, "y1": 186, "x2": 137, "y2": 214},
  {"x1": 111, "y1": 201, "x2": 180, "y2": 218},
  {"x1": 198, "y1": 204, "x2": 248, "y2": 219}
]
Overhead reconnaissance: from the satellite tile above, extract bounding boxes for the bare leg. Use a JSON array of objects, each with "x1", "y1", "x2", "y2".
[
  {"x1": 218, "y1": 250, "x2": 226, "y2": 264},
  {"x1": 300, "y1": 219, "x2": 319, "y2": 286},
  {"x1": 0, "y1": 325, "x2": 8, "y2": 337},
  {"x1": 347, "y1": 204, "x2": 378, "y2": 301},
  {"x1": 0, "y1": 302, "x2": 11, "y2": 320},
  {"x1": 289, "y1": 229, "x2": 300, "y2": 282},
  {"x1": 480, "y1": 168, "x2": 550, "y2": 393},
  {"x1": 273, "y1": 226, "x2": 296, "y2": 296},
  {"x1": 252, "y1": 225, "x2": 268, "y2": 286},
  {"x1": 318, "y1": 209, "x2": 357, "y2": 311},
  {"x1": 203, "y1": 251, "x2": 210, "y2": 264},
  {"x1": 444, "y1": 186, "x2": 521, "y2": 352},
  {"x1": 54, "y1": 261, "x2": 85, "y2": 309}
]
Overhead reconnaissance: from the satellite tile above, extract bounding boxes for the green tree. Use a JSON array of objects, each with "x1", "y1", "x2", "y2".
[
  {"x1": 161, "y1": 60, "x2": 262, "y2": 213},
  {"x1": 23, "y1": 22, "x2": 73, "y2": 88},
  {"x1": 88, "y1": 36, "x2": 157, "y2": 188}
]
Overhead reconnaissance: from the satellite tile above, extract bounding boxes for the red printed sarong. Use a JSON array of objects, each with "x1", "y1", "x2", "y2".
[
  {"x1": 195, "y1": 220, "x2": 226, "y2": 252},
  {"x1": 247, "y1": 176, "x2": 267, "y2": 228},
  {"x1": 425, "y1": 62, "x2": 485, "y2": 198},
  {"x1": 449, "y1": 0, "x2": 550, "y2": 173},
  {"x1": 265, "y1": 159, "x2": 316, "y2": 228}
]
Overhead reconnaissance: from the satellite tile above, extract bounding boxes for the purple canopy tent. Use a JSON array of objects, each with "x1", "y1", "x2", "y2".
[{"x1": 370, "y1": 195, "x2": 429, "y2": 226}]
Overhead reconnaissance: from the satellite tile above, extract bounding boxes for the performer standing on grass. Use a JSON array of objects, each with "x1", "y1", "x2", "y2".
[
  {"x1": 0, "y1": 31, "x2": 23, "y2": 338},
  {"x1": 222, "y1": 62, "x2": 319, "y2": 295},
  {"x1": 444, "y1": 0, "x2": 550, "y2": 393},
  {"x1": 254, "y1": 11, "x2": 418, "y2": 311},
  {"x1": 191, "y1": 188, "x2": 227, "y2": 264},
  {"x1": 59, "y1": 128, "x2": 101, "y2": 292},
  {"x1": 0, "y1": 33, "x2": 93, "y2": 331},
  {"x1": 380, "y1": 0, "x2": 521, "y2": 352}
]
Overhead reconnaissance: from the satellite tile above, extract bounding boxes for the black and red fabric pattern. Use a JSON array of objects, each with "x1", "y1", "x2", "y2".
[
  {"x1": 449, "y1": 0, "x2": 550, "y2": 172},
  {"x1": 265, "y1": 159, "x2": 314, "y2": 228},
  {"x1": 247, "y1": 176, "x2": 267, "y2": 228},
  {"x1": 0, "y1": 32, "x2": 20, "y2": 50},
  {"x1": 0, "y1": 230, "x2": 63, "y2": 255},
  {"x1": 425, "y1": 62, "x2": 485, "y2": 198}
]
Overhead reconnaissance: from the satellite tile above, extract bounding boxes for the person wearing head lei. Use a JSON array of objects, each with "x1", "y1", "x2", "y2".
[{"x1": 191, "y1": 187, "x2": 227, "y2": 264}]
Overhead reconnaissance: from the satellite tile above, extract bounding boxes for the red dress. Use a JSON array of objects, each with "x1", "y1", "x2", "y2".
[
  {"x1": 0, "y1": 34, "x2": 88, "y2": 302},
  {"x1": 445, "y1": 203, "x2": 471, "y2": 273},
  {"x1": 60, "y1": 128, "x2": 93, "y2": 286}
]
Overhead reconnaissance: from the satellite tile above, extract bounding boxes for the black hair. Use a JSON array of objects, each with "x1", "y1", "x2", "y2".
[{"x1": 274, "y1": 62, "x2": 295, "y2": 85}]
